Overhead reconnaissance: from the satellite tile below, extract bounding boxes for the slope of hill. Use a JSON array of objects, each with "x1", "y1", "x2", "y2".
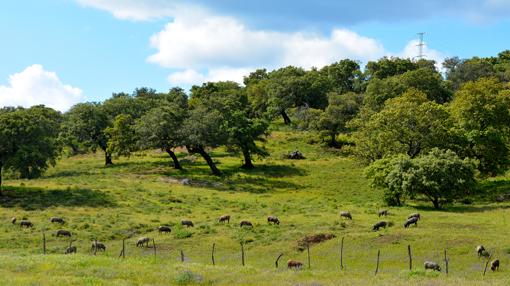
[{"x1": 1, "y1": 130, "x2": 509, "y2": 285}]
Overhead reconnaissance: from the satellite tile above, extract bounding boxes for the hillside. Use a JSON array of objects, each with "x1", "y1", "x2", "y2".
[{"x1": 1, "y1": 130, "x2": 510, "y2": 285}]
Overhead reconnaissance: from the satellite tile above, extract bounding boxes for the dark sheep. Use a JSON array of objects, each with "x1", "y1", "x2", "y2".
[
  {"x1": 477, "y1": 245, "x2": 490, "y2": 258},
  {"x1": 65, "y1": 246, "x2": 77, "y2": 254},
  {"x1": 50, "y1": 217, "x2": 65, "y2": 224},
  {"x1": 378, "y1": 210, "x2": 388, "y2": 217},
  {"x1": 404, "y1": 216, "x2": 419, "y2": 228},
  {"x1": 136, "y1": 237, "x2": 150, "y2": 247},
  {"x1": 91, "y1": 241, "x2": 106, "y2": 252},
  {"x1": 20, "y1": 220, "x2": 33, "y2": 228},
  {"x1": 240, "y1": 220, "x2": 253, "y2": 228},
  {"x1": 491, "y1": 259, "x2": 500, "y2": 271},
  {"x1": 408, "y1": 213, "x2": 421, "y2": 220},
  {"x1": 181, "y1": 220, "x2": 194, "y2": 227},
  {"x1": 424, "y1": 261, "x2": 441, "y2": 271},
  {"x1": 11, "y1": 217, "x2": 16, "y2": 224},
  {"x1": 267, "y1": 216, "x2": 280, "y2": 225},
  {"x1": 56, "y1": 229, "x2": 72, "y2": 237},
  {"x1": 158, "y1": 226, "x2": 172, "y2": 233},
  {"x1": 287, "y1": 259, "x2": 303, "y2": 269},
  {"x1": 372, "y1": 221, "x2": 388, "y2": 231},
  {"x1": 340, "y1": 211, "x2": 352, "y2": 220},
  {"x1": 219, "y1": 215, "x2": 230, "y2": 223}
]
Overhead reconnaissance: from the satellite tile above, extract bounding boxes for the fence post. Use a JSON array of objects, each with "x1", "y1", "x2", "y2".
[
  {"x1": 408, "y1": 245, "x2": 412, "y2": 271},
  {"x1": 152, "y1": 238, "x2": 156, "y2": 260},
  {"x1": 42, "y1": 231, "x2": 46, "y2": 255},
  {"x1": 375, "y1": 250, "x2": 380, "y2": 275},
  {"x1": 483, "y1": 254, "x2": 492, "y2": 276},
  {"x1": 241, "y1": 242, "x2": 245, "y2": 266},
  {"x1": 119, "y1": 238, "x2": 126, "y2": 259},
  {"x1": 340, "y1": 237, "x2": 344, "y2": 270},
  {"x1": 94, "y1": 239, "x2": 98, "y2": 255},
  {"x1": 180, "y1": 250, "x2": 184, "y2": 262},
  {"x1": 307, "y1": 241, "x2": 311, "y2": 269},
  {"x1": 444, "y1": 249, "x2": 449, "y2": 275},
  {"x1": 211, "y1": 243, "x2": 216, "y2": 265},
  {"x1": 275, "y1": 253, "x2": 284, "y2": 268}
]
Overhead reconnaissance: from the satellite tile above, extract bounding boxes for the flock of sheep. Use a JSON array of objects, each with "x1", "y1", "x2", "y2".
[{"x1": 10, "y1": 212, "x2": 501, "y2": 273}]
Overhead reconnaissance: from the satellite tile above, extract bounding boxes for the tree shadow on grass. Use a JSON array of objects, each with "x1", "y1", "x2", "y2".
[{"x1": 0, "y1": 186, "x2": 116, "y2": 210}]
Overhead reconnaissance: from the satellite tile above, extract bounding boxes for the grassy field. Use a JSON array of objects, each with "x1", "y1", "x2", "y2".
[{"x1": 1, "y1": 129, "x2": 510, "y2": 285}]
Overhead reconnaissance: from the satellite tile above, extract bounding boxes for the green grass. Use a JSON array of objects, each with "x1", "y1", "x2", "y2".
[{"x1": 1, "y1": 130, "x2": 510, "y2": 285}]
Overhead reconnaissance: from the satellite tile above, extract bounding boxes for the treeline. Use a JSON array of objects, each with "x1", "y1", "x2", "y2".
[{"x1": 0, "y1": 51, "x2": 509, "y2": 207}]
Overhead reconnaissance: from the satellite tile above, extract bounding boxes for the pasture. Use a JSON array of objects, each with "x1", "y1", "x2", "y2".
[{"x1": 1, "y1": 130, "x2": 510, "y2": 285}]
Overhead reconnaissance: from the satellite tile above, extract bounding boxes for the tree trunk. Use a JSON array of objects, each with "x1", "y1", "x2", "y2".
[
  {"x1": 241, "y1": 147, "x2": 254, "y2": 169},
  {"x1": 432, "y1": 197, "x2": 440, "y2": 209},
  {"x1": 196, "y1": 146, "x2": 221, "y2": 176},
  {"x1": 105, "y1": 152, "x2": 113, "y2": 166},
  {"x1": 165, "y1": 147, "x2": 182, "y2": 170},
  {"x1": 329, "y1": 133, "x2": 340, "y2": 148},
  {"x1": 0, "y1": 162, "x2": 3, "y2": 196},
  {"x1": 281, "y1": 110, "x2": 291, "y2": 125}
]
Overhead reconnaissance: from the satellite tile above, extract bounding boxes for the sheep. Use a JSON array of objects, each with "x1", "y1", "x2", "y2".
[
  {"x1": 477, "y1": 245, "x2": 490, "y2": 258},
  {"x1": 219, "y1": 215, "x2": 230, "y2": 224},
  {"x1": 11, "y1": 217, "x2": 16, "y2": 224},
  {"x1": 378, "y1": 210, "x2": 389, "y2": 217},
  {"x1": 158, "y1": 226, "x2": 171, "y2": 233},
  {"x1": 424, "y1": 261, "x2": 441, "y2": 272},
  {"x1": 136, "y1": 237, "x2": 150, "y2": 247},
  {"x1": 404, "y1": 216, "x2": 419, "y2": 228},
  {"x1": 372, "y1": 221, "x2": 388, "y2": 231},
  {"x1": 20, "y1": 220, "x2": 33, "y2": 228},
  {"x1": 91, "y1": 241, "x2": 106, "y2": 252},
  {"x1": 181, "y1": 220, "x2": 194, "y2": 228},
  {"x1": 408, "y1": 213, "x2": 421, "y2": 220},
  {"x1": 287, "y1": 259, "x2": 303, "y2": 269},
  {"x1": 56, "y1": 229, "x2": 72, "y2": 237},
  {"x1": 240, "y1": 220, "x2": 253, "y2": 228},
  {"x1": 491, "y1": 259, "x2": 500, "y2": 271},
  {"x1": 50, "y1": 217, "x2": 65, "y2": 224},
  {"x1": 65, "y1": 246, "x2": 77, "y2": 254},
  {"x1": 267, "y1": 216, "x2": 280, "y2": 225},
  {"x1": 340, "y1": 211, "x2": 352, "y2": 220}
]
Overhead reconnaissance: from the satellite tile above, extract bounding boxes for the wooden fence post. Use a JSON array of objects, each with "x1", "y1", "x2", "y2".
[
  {"x1": 483, "y1": 254, "x2": 492, "y2": 276},
  {"x1": 152, "y1": 238, "x2": 156, "y2": 260},
  {"x1": 275, "y1": 253, "x2": 284, "y2": 268},
  {"x1": 180, "y1": 250, "x2": 184, "y2": 262},
  {"x1": 211, "y1": 243, "x2": 216, "y2": 265},
  {"x1": 42, "y1": 231, "x2": 46, "y2": 255},
  {"x1": 408, "y1": 245, "x2": 412, "y2": 271},
  {"x1": 340, "y1": 237, "x2": 344, "y2": 270},
  {"x1": 444, "y1": 249, "x2": 449, "y2": 275},
  {"x1": 119, "y1": 238, "x2": 126, "y2": 259},
  {"x1": 240, "y1": 242, "x2": 245, "y2": 266},
  {"x1": 307, "y1": 241, "x2": 311, "y2": 269},
  {"x1": 93, "y1": 239, "x2": 98, "y2": 255},
  {"x1": 375, "y1": 250, "x2": 380, "y2": 275}
]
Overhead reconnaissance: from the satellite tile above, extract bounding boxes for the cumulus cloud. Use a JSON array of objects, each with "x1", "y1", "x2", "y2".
[
  {"x1": 151, "y1": 13, "x2": 386, "y2": 85},
  {"x1": 0, "y1": 65, "x2": 83, "y2": 112},
  {"x1": 398, "y1": 40, "x2": 446, "y2": 68}
]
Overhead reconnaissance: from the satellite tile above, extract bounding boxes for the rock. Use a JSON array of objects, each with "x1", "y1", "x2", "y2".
[{"x1": 181, "y1": 178, "x2": 192, "y2": 185}]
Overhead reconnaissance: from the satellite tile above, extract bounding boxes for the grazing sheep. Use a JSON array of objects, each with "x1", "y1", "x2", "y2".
[
  {"x1": 11, "y1": 217, "x2": 16, "y2": 224},
  {"x1": 424, "y1": 261, "x2": 441, "y2": 271},
  {"x1": 408, "y1": 213, "x2": 421, "y2": 220},
  {"x1": 477, "y1": 245, "x2": 490, "y2": 258},
  {"x1": 378, "y1": 210, "x2": 388, "y2": 217},
  {"x1": 65, "y1": 246, "x2": 77, "y2": 254},
  {"x1": 491, "y1": 259, "x2": 500, "y2": 271},
  {"x1": 267, "y1": 216, "x2": 280, "y2": 225},
  {"x1": 181, "y1": 220, "x2": 194, "y2": 228},
  {"x1": 340, "y1": 211, "x2": 352, "y2": 220},
  {"x1": 136, "y1": 237, "x2": 150, "y2": 247},
  {"x1": 219, "y1": 215, "x2": 230, "y2": 223},
  {"x1": 287, "y1": 259, "x2": 303, "y2": 269},
  {"x1": 91, "y1": 241, "x2": 106, "y2": 252},
  {"x1": 50, "y1": 217, "x2": 65, "y2": 224},
  {"x1": 20, "y1": 220, "x2": 33, "y2": 228},
  {"x1": 372, "y1": 221, "x2": 388, "y2": 231},
  {"x1": 56, "y1": 229, "x2": 72, "y2": 237},
  {"x1": 158, "y1": 226, "x2": 172, "y2": 233},
  {"x1": 404, "y1": 216, "x2": 419, "y2": 228},
  {"x1": 240, "y1": 220, "x2": 253, "y2": 228}
]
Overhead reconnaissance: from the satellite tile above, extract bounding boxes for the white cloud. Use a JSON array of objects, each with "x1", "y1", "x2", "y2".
[
  {"x1": 398, "y1": 40, "x2": 446, "y2": 70},
  {"x1": 149, "y1": 13, "x2": 386, "y2": 85},
  {"x1": 0, "y1": 65, "x2": 83, "y2": 112},
  {"x1": 76, "y1": 0, "x2": 183, "y2": 21}
]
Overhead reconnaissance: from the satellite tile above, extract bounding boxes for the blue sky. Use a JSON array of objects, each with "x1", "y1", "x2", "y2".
[{"x1": 0, "y1": 0, "x2": 509, "y2": 111}]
